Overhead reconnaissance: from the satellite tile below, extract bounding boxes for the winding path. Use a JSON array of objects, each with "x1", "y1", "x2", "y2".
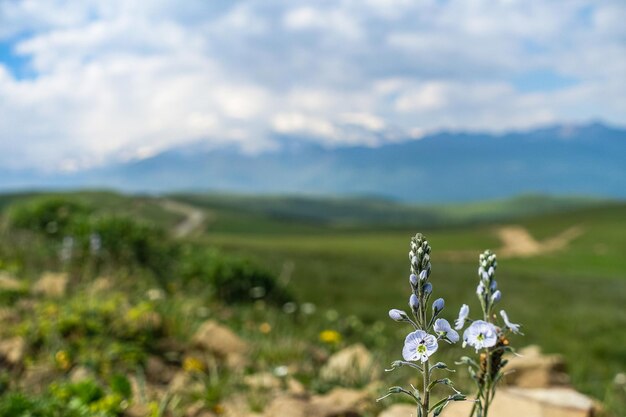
[
  {"x1": 160, "y1": 199, "x2": 208, "y2": 238},
  {"x1": 439, "y1": 224, "x2": 584, "y2": 261}
]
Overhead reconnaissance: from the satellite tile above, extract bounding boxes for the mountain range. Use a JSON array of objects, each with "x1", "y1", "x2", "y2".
[{"x1": 3, "y1": 122, "x2": 625, "y2": 202}]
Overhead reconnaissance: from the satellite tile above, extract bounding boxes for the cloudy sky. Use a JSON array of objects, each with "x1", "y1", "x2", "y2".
[{"x1": 1, "y1": 0, "x2": 625, "y2": 171}]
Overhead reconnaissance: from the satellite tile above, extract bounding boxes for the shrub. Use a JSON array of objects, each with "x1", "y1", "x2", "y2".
[
  {"x1": 180, "y1": 247, "x2": 293, "y2": 305},
  {"x1": 7, "y1": 197, "x2": 90, "y2": 238}
]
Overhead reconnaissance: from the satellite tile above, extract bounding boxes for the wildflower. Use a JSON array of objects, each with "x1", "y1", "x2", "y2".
[
  {"x1": 433, "y1": 318, "x2": 459, "y2": 343},
  {"x1": 500, "y1": 310, "x2": 521, "y2": 334},
  {"x1": 402, "y1": 330, "x2": 438, "y2": 362},
  {"x1": 55, "y1": 350, "x2": 71, "y2": 371},
  {"x1": 455, "y1": 304, "x2": 469, "y2": 330},
  {"x1": 389, "y1": 309, "x2": 408, "y2": 322},
  {"x1": 462, "y1": 320, "x2": 498, "y2": 351},
  {"x1": 419, "y1": 270, "x2": 428, "y2": 281},
  {"x1": 476, "y1": 281, "x2": 485, "y2": 296},
  {"x1": 274, "y1": 365, "x2": 289, "y2": 378},
  {"x1": 259, "y1": 322, "x2": 272, "y2": 334},
  {"x1": 282, "y1": 302, "x2": 297, "y2": 314},
  {"x1": 301, "y1": 302, "x2": 316, "y2": 315},
  {"x1": 432, "y1": 298, "x2": 445, "y2": 314},
  {"x1": 319, "y1": 329, "x2": 342, "y2": 344},
  {"x1": 183, "y1": 356, "x2": 205, "y2": 373},
  {"x1": 409, "y1": 294, "x2": 419, "y2": 312}
]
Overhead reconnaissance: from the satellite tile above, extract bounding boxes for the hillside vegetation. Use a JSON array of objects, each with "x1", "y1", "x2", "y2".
[{"x1": 0, "y1": 191, "x2": 623, "y2": 416}]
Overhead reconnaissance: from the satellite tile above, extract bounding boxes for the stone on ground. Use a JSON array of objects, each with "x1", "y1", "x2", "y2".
[
  {"x1": 0, "y1": 336, "x2": 26, "y2": 366},
  {"x1": 0, "y1": 273, "x2": 23, "y2": 291},
  {"x1": 320, "y1": 344, "x2": 379, "y2": 385},
  {"x1": 32, "y1": 272, "x2": 68, "y2": 298},
  {"x1": 191, "y1": 320, "x2": 247, "y2": 368},
  {"x1": 310, "y1": 387, "x2": 372, "y2": 417},
  {"x1": 378, "y1": 404, "x2": 417, "y2": 417},
  {"x1": 442, "y1": 387, "x2": 596, "y2": 417},
  {"x1": 504, "y1": 345, "x2": 569, "y2": 387}
]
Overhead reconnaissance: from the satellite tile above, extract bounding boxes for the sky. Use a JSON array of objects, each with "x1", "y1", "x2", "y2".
[{"x1": 0, "y1": 0, "x2": 625, "y2": 171}]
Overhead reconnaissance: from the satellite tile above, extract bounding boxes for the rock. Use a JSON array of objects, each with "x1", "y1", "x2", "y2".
[
  {"x1": 185, "y1": 401, "x2": 214, "y2": 417},
  {"x1": 503, "y1": 345, "x2": 569, "y2": 388},
  {"x1": 89, "y1": 277, "x2": 113, "y2": 294},
  {"x1": 0, "y1": 273, "x2": 23, "y2": 291},
  {"x1": 124, "y1": 403, "x2": 151, "y2": 417},
  {"x1": 69, "y1": 366, "x2": 95, "y2": 382},
  {"x1": 221, "y1": 394, "x2": 263, "y2": 417},
  {"x1": 0, "y1": 308, "x2": 20, "y2": 324},
  {"x1": 32, "y1": 272, "x2": 68, "y2": 298},
  {"x1": 0, "y1": 336, "x2": 26, "y2": 366},
  {"x1": 378, "y1": 404, "x2": 417, "y2": 417},
  {"x1": 442, "y1": 387, "x2": 596, "y2": 417},
  {"x1": 244, "y1": 372, "x2": 282, "y2": 390},
  {"x1": 20, "y1": 364, "x2": 57, "y2": 393},
  {"x1": 168, "y1": 371, "x2": 204, "y2": 395},
  {"x1": 191, "y1": 320, "x2": 247, "y2": 368},
  {"x1": 243, "y1": 372, "x2": 306, "y2": 395},
  {"x1": 310, "y1": 387, "x2": 372, "y2": 417},
  {"x1": 263, "y1": 396, "x2": 311, "y2": 417},
  {"x1": 320, "y1": 344, "x2": 379, "y2": 386},
  {"x1": 145, "y1": 355, "x2": 176, "y2": 385}
]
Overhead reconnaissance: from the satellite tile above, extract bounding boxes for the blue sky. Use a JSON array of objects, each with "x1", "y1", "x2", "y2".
[{"x1": 0, "y1": 0, "x2": 625, "y2": 171}]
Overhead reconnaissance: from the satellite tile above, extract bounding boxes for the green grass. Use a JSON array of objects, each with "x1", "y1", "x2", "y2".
[
  {"x1": 197, "y1": 201, "x2": 626, "y2": 408},
  {"x1": 0, "y1": 191, "x2": 624, "y2": 415}
]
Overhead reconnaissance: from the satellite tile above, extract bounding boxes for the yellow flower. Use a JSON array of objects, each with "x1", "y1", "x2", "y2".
[
  {"x1": 182, "y1": 356, "x2": 205, "y2": 373},
  {"x1": 259, "y1": 322, "x2": 272, "y2": 334},
  {"x1": 55, "y1": 350, "x2": 71, "y2": 371},
  {"x1": 319, "y1": 329, "x2": 341, "y2": 344}
]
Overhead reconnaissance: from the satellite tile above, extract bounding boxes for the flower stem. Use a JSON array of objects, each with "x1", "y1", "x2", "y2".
[{"x1": 423, "y1": 357, "x2": 430, "y2": 416}]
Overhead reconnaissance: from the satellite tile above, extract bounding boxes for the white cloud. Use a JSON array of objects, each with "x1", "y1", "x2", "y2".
[{"x1": 0, "y1": 0, "x2": 624, "y2": 170}]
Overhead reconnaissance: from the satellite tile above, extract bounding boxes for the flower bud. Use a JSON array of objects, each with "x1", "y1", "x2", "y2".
[
  {"x1": 409, "y1": 274, "x2": 418, "y2": 286},
  {"x1": 419, "y1": 270, "x2": 428, "y2": 281},
  {"x1": 388, "y1": 309, "x2": 408, "y2": 322},
  {"x1": 491, "y1": 290, "x2": 501, "y2": 303},
  {"x1": 409, "y1": 294, "x2": 419, "y2": 312},
  {"x1": 490, "y1": 279, "x2": 497, "y2": 291},
  {"x1": 423, "y1": 282, "x2": 432, "y2": 295},
  {"x1": 476, "y1": 281, "x2": 485, "y2": 296},
  {"x1": 432, "y1": 298, "x2": 444, "y2": 313}
]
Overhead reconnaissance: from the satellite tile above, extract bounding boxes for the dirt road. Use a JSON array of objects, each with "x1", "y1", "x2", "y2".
[{"x1": 160, "y1": 200, "x2": 208, "y2": 238}]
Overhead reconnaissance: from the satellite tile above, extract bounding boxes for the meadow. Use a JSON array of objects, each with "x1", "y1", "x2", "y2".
[{"x1": 0, "y1": 191, "x2": 623, "y2": 416}]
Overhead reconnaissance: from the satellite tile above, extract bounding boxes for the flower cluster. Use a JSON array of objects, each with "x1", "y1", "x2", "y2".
[
  {"x1": 454, "y1": 250, "x2": 522, "y2": 417},
  {"x1": 381, "y1": 234, "x2": 465, "y2": 417}
]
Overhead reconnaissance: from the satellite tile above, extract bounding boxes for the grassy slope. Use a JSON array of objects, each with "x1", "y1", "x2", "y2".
[
  {"x1": 189, "y1": 198, "x2": 626, "y2": 404},
  {"x1": 0, "y1": 190, "x2": 184, "y2": 229},
  {"x1": 170, "y1": 192, "x2": 608, "y2": 231},
  {"x1": 0, "y1": 191, "x2": 623, "y2": 407}
]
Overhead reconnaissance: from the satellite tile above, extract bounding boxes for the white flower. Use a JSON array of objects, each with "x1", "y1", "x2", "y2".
[
  {"x1": 462, "y1": 320, "x2": 498, "y2": 351},
  {"x1": 500, "y1": 310, "x2": 521, "y2": 334},
  {"x1": 402, "y1": 330, "x2": 438, "y2": 362},
  {"x1": 433, "y1": 318, "x2": 459, "y2": 343},
  {"x1": 454, "y1": 304, "x2": 469, "y2": 330},
  {"x1": 388, "y1": 309, "x2": 407, "y2": 322}
]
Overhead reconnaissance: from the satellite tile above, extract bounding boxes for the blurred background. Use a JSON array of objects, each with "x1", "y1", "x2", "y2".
[{"x1": 0, "y1": 1, "x2": 624, "y2": 416}]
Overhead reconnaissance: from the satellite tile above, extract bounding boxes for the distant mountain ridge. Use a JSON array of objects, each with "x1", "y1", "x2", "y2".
[{"x1": 2, "y1": 122, "x2": 625, "y2": 202}]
